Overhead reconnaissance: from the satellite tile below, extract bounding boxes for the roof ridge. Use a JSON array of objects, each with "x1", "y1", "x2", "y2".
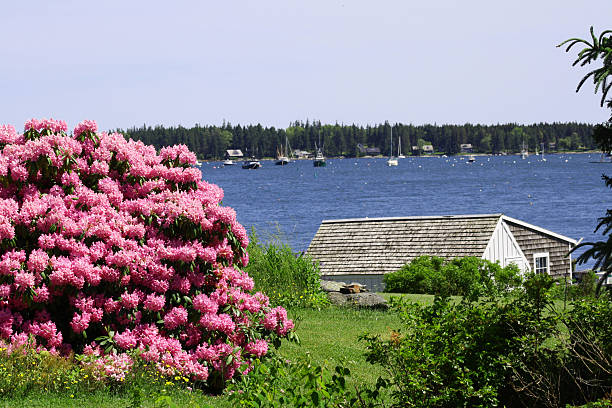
[{"x1": 321, "y1": 213, "x2": 503, "y2": 224}]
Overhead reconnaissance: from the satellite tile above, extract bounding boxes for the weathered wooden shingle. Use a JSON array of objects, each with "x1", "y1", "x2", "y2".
[{"x1": 306, "y1": 214, "x2": 501, "y2": 276}]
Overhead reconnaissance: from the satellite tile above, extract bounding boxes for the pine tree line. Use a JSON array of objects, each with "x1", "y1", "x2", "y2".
[{"x1": 119, "y1": 121, "x2": 595, "y2": 160}]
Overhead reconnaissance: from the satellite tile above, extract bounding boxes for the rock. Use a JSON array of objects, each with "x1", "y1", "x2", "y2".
[
  {"x1": 345, "y1": 293, "x2": 388, "y2": 310},
  {"x1": 322, "y1": 280, "x2": 384, "y2": 309},
  {"x1": 327, "y1": 291, "x2": 349, "y2": 306},
  {"x1": 320, "y1": 280, "x2": 346, "y2": 292}
]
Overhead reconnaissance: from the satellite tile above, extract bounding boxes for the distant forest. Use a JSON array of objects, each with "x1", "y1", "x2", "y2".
[{"x1": 119, "y1": 121, "x2": 596, "y2": 160}]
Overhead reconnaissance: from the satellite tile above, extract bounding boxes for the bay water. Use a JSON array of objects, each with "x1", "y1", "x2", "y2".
[{"x1": 200, "y1": 153, "x2": 611, "y2": 269}]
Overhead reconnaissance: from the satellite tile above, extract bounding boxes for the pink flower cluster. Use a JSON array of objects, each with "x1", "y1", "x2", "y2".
[
  {"x1": 73, "y1": 120, "x2": 98, "y2": 138},
  {"x1": 24, "y1": 118, "x2": 68, "y2": 135},
  {"x1": 0, "y1": 119, "x2": 292, "y2": 387}
]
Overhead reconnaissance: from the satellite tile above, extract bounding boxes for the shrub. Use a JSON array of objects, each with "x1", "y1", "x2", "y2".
[
  {"x1": 245, "y1": 230, "x2": 328, "y2": 309},
  {"x1": 383, "y1": 255, "x2": 445, "y2": 294},
  {"x1": 383, "y1": 256, "x2": 522, "y2": 297},
  {"x1": 226, "y1": 353, "x2": 382, "y2": 407},
  {"x1": 0, "y1": 119, "x2": 292, "y2": 390},
  {"x1": 363, "y1": 274, "x2": 612, "y2": 407}
]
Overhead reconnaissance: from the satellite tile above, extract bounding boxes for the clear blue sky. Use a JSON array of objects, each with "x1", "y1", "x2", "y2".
[{"x1": 1, "y1": 0, "x2": 611, "y2": 131}]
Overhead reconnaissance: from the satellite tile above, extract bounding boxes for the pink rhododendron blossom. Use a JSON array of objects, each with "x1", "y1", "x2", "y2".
[
  {"x1": 0, "y1": 118, "x2": 292, "y2": 388},
  {"x1": 245, "y1": 339, "x2": 268, "y2": 357},
  {"x1": 164, "y1": 306, "x2": 188, "y2": 330},
  {"x1": 143, "y1": 293, "x2": 165, "y2": 312}
]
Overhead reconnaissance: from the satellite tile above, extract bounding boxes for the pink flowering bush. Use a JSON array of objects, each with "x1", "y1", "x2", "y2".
[{"x1": 0, "y1": 119, "x2": 293, "y2": 389}]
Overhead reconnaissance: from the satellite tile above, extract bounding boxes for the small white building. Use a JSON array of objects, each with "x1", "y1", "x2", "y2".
[
  {"x1": 306, "y1": 214, "x2": 577, "y2": 291},
  {"x1": 225, "y1": 149, "x2": 243, "y2": 158}
]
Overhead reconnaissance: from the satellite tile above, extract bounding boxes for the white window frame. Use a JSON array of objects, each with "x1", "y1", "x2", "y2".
[{"x1": 533, "y1": 252, "x2": 550, "y2": 275}]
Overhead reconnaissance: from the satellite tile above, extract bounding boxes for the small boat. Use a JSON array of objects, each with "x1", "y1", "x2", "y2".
[
  {"x1": 242, "y1": 158, "x2": 261, "y2": 169},
  {"x1": 468, "y1": 155, "x2": 475, "y2": 163},
  {"x1": 223, "y1": 159, "x2": 235, "y2": 166},
  {"x1": 275, "y1": 136, "x2": 292, "y2": 166},
  {"x1": 521, "y1": 140, "x2": 528, "y2": 159},
  {"x1": 275, "y1": 156, "x2": 290, "y2": 166},
  {"x1": 313, "y1": 146, "x2": 326, "y2": 167},
  {"x1": 313, "y1": 132, "x2": 326, "y2": 167},
  {"x1": 590, "y1": 152, "x2": 612, "y2": 163},
  {"x1": 387, "y1": 126, "x2": 398, "y2": 166},
  {"x1": 397, "y1": 134, "x2": 405, "y2": 159}
]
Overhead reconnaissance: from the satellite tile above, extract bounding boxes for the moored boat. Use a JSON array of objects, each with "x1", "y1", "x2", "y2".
[
  {"x1": 275, "y1": 156, "x2": 290, "y2": 166},
  {"x1": 275, "y1": 136, "x2": 292, "y2": 165},
  {"x1": 242, "y1": 158, "x2": 261, "y2": 169},
  {"x1": 387, "y1": 126, "x2": 399, "y2": 166},
  {"x1": 397, "y1": 133, "x2": 405, "y2": 159},
  {"x1": 313, "y1": 147, "x2": 326, "y2": 167}
]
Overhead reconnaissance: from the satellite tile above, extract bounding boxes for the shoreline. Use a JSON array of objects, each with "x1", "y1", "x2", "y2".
[{"x1": 199, "y1": 151, "x2": 602, "y2": 162}]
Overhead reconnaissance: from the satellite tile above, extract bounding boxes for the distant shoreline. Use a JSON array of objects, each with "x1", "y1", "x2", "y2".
[{"x1": 200, "y1": 150, "x2": 602, "y2": 162}]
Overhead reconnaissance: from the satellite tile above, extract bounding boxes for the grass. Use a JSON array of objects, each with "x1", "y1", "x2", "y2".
[
  {"x1": 279, "y1": 305, "x2": 402, "y2": 388},
  {"x1": 0, "y1": 301, "x2": 409, "y2": 407},
  {"x1": 0, "y1": 390, "x2": 226, "y2": 408}
]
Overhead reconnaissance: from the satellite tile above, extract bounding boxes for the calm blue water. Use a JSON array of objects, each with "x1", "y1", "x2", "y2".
[{"x1": 199, "y1": 154, "x2": 611, "y2": 268}]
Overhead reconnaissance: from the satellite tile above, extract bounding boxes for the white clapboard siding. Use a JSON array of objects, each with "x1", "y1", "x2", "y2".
[{"x1": 482, "y1": 219, "x2": 530, "y2": 273}]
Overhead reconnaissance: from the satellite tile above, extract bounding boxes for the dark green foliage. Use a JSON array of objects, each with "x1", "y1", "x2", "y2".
[
  {"x1": 550, "y1": 270, "x2": 604, "y2": 300},
  {"x1": 226, "y1": 354, "x2": 382, "y2": 407},
  {"x1": 362, "y1": 274, "x2": 612, "y2": 407},
  {"x1": 558, "y1": 27, "x2": 612, "y2": 108},
  {"x1": 383, "y1": 256, "x2": 522, "y2": 298},
  {"x1": 245, "y1": 230, "x2": 328, "y2": 308},
  {"x1": 118, "y1": 121, "x2": 596, "y2": 159},
  {"x1": 562, "y1": 27, "x2": 612, "y2": 292}
]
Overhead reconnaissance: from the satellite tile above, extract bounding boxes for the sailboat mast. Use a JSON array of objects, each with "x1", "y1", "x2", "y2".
[{"x1": 390, "y1": 126, "x2": 393, "y2": 158}]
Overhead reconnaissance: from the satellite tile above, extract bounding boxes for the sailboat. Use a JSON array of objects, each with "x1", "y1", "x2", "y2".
[
  {"x1": 397, "y1": 134, "x2": 405, "y2": 159},
  {"x1": 521, "y1": 140, "x2": 528, "y2": 159},
  {"x1": 275, "y1": 136, "x2": 291, "y2": 166},
  {"x1": 541, "y1": 143, "x2": 547, "y2": 162},
  {"x1": 387, "y1": 127, "x2": 398, "y2": 166}
]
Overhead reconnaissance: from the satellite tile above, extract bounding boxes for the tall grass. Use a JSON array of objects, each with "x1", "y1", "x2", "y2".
[
  {"x1": 245, "y1": 229, "x2": 327, "y2": 308},
  {"x1": 0, "y1": 343, "x2": 228, "y2": 407}
]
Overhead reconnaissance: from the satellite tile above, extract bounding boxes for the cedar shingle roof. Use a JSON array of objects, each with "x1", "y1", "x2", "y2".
[{"x1": 306, "y1": 214, "x2": 502, "y2": 276}]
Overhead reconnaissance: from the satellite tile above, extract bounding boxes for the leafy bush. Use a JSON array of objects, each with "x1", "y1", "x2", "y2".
[
  {"x1": 226, "y1": 354, "x2": 382, "y2": 407},
  {"x1": 245, "y1": 230, "x2": 328, "y2": 309},
  {"x1": 549, "y1": 270, "x2": 612, "y2": 301},
  {"x1": 0, "y1": 119, "x2": 292, "y2": 390},
  {"x1": 383, "y1": 256, "x2": 522, "y2": 297},
  {"x1": 363, "y1": 274, "x2": 612, "y2": 407}
]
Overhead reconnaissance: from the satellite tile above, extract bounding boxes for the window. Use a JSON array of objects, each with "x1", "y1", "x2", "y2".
[{"x1": 533, "y1": 252, "x2": 549, "y2": 274}]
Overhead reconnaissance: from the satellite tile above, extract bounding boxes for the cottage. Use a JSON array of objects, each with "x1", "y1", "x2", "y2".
[
  {"x1": 357, "y1": 144, "x2": 381, "y2": 155},
  {"x1": 460, "y1": 143, "x2": 474, "y2": 153},
  {"x1": 412, "y1": 145, "x2": 434, "y2": 155},
  {"x1": 225, "y1": 149, "x2": 243, "y2": 159},
  {"x1": 293, "y1": 149, "x2": 312, "y2": 159},
  {"x1": 306, "y1": 214, "x2": 577, "y2": 291}
]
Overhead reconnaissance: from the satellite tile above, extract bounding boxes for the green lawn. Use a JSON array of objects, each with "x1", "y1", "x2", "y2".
[
  {"x1": 279, "y1": 305, "x2": 402, "y2": 388},
  {"x1": 0, "y1": 302, "x2": 408, "y2": 407}
]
